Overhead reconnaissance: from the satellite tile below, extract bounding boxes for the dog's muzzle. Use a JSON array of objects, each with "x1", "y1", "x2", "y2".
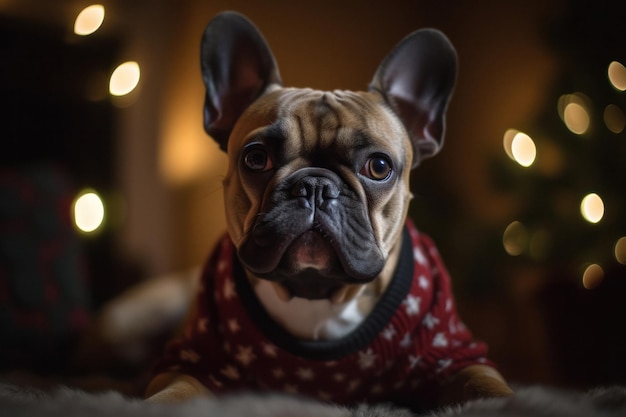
[{"x1": 237, "y1": 168, "x2": 385, "y2": 299}]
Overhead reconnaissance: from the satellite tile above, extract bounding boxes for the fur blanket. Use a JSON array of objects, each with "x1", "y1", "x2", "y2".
[{"x1": 1, "y1": 383, "x2": 625, "y2": 417}]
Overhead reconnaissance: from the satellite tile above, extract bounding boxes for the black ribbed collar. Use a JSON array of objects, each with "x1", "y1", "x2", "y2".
[{"x1": 233, "y1": 226, "x2": 414, "y2": 361}]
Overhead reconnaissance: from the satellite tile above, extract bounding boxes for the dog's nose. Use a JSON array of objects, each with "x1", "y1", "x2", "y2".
[{"x1": 291, "y1": 176, "x2": 340, "y2": 210}]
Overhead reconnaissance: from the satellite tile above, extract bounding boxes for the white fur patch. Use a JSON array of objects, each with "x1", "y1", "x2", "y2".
[{"x1": 254, "y1": 281, "x2": 379, "y2": 340}]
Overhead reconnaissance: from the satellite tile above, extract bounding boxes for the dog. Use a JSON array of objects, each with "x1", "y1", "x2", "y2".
[{"x1": 145, "y1": 11, "x2": 512, "y2": 410}]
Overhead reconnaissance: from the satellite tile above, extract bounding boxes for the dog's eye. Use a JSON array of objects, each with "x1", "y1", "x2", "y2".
[
  {"x1": 361, "y1": 156, "x2": 392, "y2": 181},
  {"x1": 243, "y1": 148, "x2": 273, "y2": 172}
]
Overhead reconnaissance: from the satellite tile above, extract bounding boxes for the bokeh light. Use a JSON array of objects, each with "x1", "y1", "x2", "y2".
[
  {"x1": 73, "y1": 190, "x2": 105, "y2": 233},
  {"x1": 558, "y1": 94, "x2": 590, "y2": 135},
  {"x1": 603, "y1": 104, "x2": 625, "y2": 133},
  {"x1": 160, "y1": 132, "x2": 209, "y2": 185},
  {"x1": 580, "y1": 193, "x2": 604, "y2": 224},
  {"x1": 582, "y1": 263, "x2": 604, "y2": 290},
  {"x1": 74, "y1": 5, "x2": 105, "y2": 36},
  {"x1": 511, "y1": 131, "x2": 536, "y2": 167},
  {"x1": 503, "y1": 220, "x2": 529, "y2": 256},
  {"x1": 615, "y1": 237, "x2": 626, "y2": 265},
  {"x1": 502, "y1": 128, "x2": 517, "y2": 160},
  {"x1": 109, "y1": 61, "x2": 141, "y2": 96},
  {"x1": 608, "y1": 61, "x2": 626, "y2": 91}
]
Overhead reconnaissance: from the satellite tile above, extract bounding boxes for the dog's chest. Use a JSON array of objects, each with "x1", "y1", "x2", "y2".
[{"x1": 253, "y1": 280, "x2": 380, "y2": 340}]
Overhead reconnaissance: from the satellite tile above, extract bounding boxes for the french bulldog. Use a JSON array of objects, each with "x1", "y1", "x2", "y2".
[{"x1": 145, "y1": 11, "x2": 512, "y2": 410}]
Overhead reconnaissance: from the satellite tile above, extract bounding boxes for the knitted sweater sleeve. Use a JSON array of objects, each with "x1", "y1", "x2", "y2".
[
  {"x1": 410, "y1": 232, "x2": 492, "y2": 385},
  {"x1": 150, "y1": 236, "x2": 246, "y2": 393}
]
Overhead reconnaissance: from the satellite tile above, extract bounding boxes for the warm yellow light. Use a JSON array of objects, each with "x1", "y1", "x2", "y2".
[
  {"x1": 503, "y1": 220, "x2": 528, "y2": 256},
  {"x1": 582, "y1": 263, "x2": 604, "y2": 290},
  {"x1": 502, "y1": 128, "x2": 517, "y2": 160},
  {"x1": 563, "y1": 102, "x2": 590, "y2": 134},
  {"x1": 615, "y1": 237, "x2": 626, "y2": 265},
  {"x1": 603, "y1": 104, "x2": 625, "y2": 133},
  {"x1": 608, "y1": 61, "x2": 626, "y2": 91},
  {"x1": 74, "y1": 5, "x2": 105, "y2": 36},
  {"x1": 73, "y1": 191, "x2": 105, "y2": 233},
  {"x1": 109, "y1": 61, "x2": 141, "y2": 96},
  {"x1": 580, "y1": 193, "x2": 604, "y2": 224},
  {"x1": 511, "y1": 132, "x2": 536, "y2": 167},
  {"x1": 558, "y1": 93, "x2": 591, "y2": 135},
  {"x1": 160, "y1": 133, "x2": 210, "y2": 185}
]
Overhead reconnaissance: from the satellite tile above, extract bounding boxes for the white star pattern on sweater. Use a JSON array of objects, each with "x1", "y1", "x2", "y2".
[
  {"x1": 223, "y1": 278, "x2": 236, "y2": 300},
  {"x1": 413, "y1": 247, "x2": 427, "y2": 265},
  {"x1": 400, "y1": 332, "x2": 413, "y2": 348},
  {"x1": 235, "y1": 345, "x2": 256, "y2": 366},
  {"x1": 403, "y1": 295, "x2": 420, "y2": 316},
  {"x1": 438, "y1": 358, "x2": 453, "y2": 372},
  {"x1": 217, "y1": 258, "x2": 228, "y2": 273},
  {"x1": 208, "y1": 376, "x2": 223, "y2": 388},
  {"x1": 422, "y1": 312, "x2": 439, "y2": 329},
  {"x1": 296, "y1": 367, "x2": 315, "y2": 381},
  {"x1": 382, "y1": 325, "x2": 397, "y2": 340},
  {"x1": 419, "y1": 275, "x2": 429, "y2": 289},
  {"x1": 220, "y1": 365, "x2": 240, "y2": 380},
  {"x1": 449, "y1": 317, "x2": 458, "y2": 334},
  {"x1": 408, "y1": 354, "x2": 422, "y2": 369},
  {"x1": 197, "y1": 317, "x2": 208, "y2": 333},
  {"x1": 262, "y1": 342, "x2": 278, "y2": 357},
  {"x1": 358, "y1": 348, "x2": 377, "y2": 370},
  {"x1": 272, "y1": 368, "x2": 285, "y2": 379},
  {"x1": 347, "y1": 379, "x2": 361, "y2": 393},
  {"x1": 228, "y1": 318, "x2": 240, "y2": 333},
  {"x1": 433, "y1": 332, "x2": 449, "y2": 348},
  {"x1": 180, "y1": 349, "x2": 200, "y2": 364}
]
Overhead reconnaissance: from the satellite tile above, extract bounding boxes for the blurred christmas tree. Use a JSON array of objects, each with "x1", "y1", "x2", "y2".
[
  {"x1": 459, "y1": 0, "x2": 626, "y2": 294},
  {"x1": 405, "y1": 0, "x2": 626, "y2": 387}
]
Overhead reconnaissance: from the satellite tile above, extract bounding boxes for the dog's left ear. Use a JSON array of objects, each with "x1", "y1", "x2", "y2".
[
  {"x1": 201, "y1": 12, "x2": 282, "y2": 151},
  {"x1": 370, "y1": 29, "x2": 457, "y2": 167}
]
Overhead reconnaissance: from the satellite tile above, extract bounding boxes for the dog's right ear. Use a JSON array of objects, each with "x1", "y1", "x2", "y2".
[
  {"x1": 201, "y1": 12, "x2": 282, "y2": 151},
  {"x1": 369, "y1": 29, "x2": 457, "y2": 167}
]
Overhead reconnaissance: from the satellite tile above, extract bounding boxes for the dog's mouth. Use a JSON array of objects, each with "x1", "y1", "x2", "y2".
[
  {"x1": 258, "y1": 230, "x2": 347, "y2": 301},
  {"x1": 242, "y1": 228, "x2": 373, "y2": 301},
  {"x1": 269, "y1": 274, "x2": 349, "y2": 303},
  {"x1": 286, "y1": 230, "x2": 357, "y2": 300},
  {"x1": 281, "y1": 230, "x2": 337, "y2": 275}
]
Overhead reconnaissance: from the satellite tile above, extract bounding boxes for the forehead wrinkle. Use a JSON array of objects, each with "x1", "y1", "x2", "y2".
[
  {"x1": 279, "y1": 91, "x2": 332, "y2": 153},
  {"x1": 269, "y1": 89, "x2": 406, "y2": 162},
  {"x1": 249, "y1": 122, "x2": 285, "y2": 143}
]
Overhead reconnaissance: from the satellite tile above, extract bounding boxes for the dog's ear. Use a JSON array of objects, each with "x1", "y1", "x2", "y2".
[
  {"x1": 370, "y1": 29, "x2": 457, "y2": 167},
  {"x1": 201, "y1": 12, "x2": 282, "y2": 151}
]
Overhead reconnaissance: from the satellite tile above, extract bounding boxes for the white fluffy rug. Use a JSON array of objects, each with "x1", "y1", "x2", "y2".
[{"x1": 0, "y1": 383, "x2": 625, "y2": 417}]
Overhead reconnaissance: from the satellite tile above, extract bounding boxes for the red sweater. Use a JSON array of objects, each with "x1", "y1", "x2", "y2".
[{"x1": 153, "y1": 220, "x2": 492, "y2": 409}]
